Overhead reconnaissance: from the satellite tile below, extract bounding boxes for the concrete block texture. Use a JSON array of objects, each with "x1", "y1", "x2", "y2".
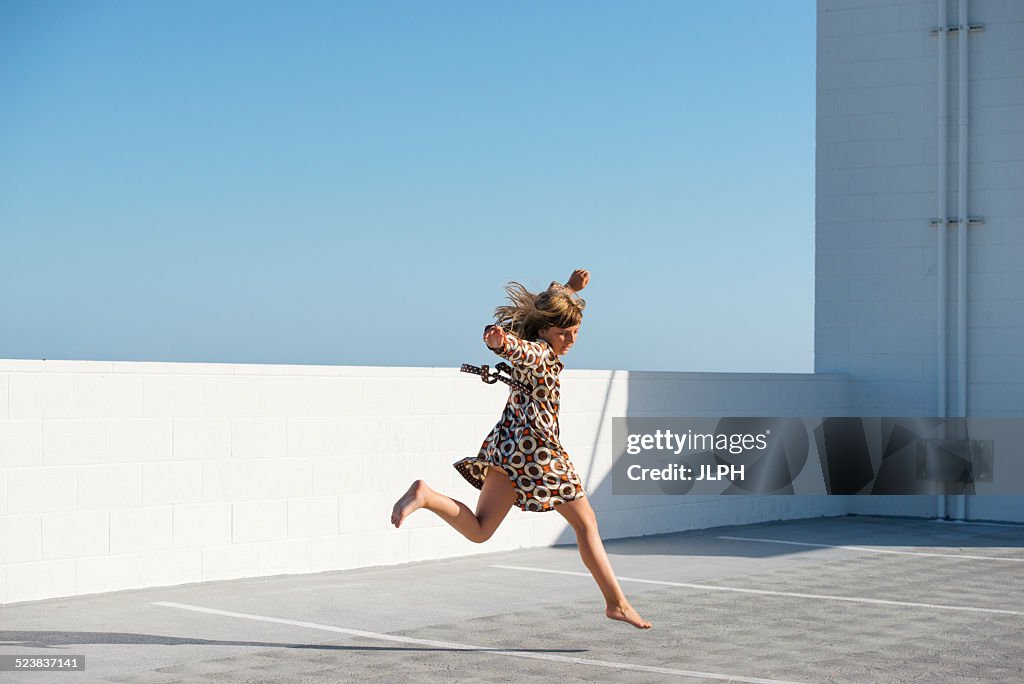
[
  {"x1": 142, "y1": 375, "x2": 203, "y2": 417},
  {"x1": 287, "y1": 496, "x2": 340, "y2": 538},
  {"x1": 286, "y1": 417, "x2": 339, "y2": 459},
  {"x1": 232, "y1": 499, "x2": 287, "y2": 543},
  {"x1": 173, "y1": 503, "x2": 231, "y2": 548},
  {"x1": 259, "y1": 377, "x2": 361, "y2": 417},
  {"x1": 143, "y1": 461, "x2": 204, "y2": 505},
  {"x1": 0, "y1": 420, "x2": 42, "y2": 467},
  {"x1": 230, "y1": 418, "x2": 286, "y2": 460},
  {"x1": 110, "y1": 506, "x2": 172, "y2": 554},
  {"x1": 76, "y1": 374, "x2": 142, "y2": 419},
  {"x1": 201, "y1": 377, "x2": 259, "y2": 418},
  {"x1": 258, "y1": 538, "x2": 312, "y2": 575},
  {"x1": 201, "y1": 543, "x2": 259, "y2": 582},
  {"x1": 172, "y1": 419, "x2": 230, "y2": 461},
  {"x1": 4, "y1": 560, "x2": 75, "y2": 603},
  {"x1": 108, "y1": 419, "x2": 172, "y2": 463},
  {"x1": 817, "y1": 0, "x2": 1024, "y2": 397},
  {"x1": 41, "y1": 510, "x2": 109, "y2": 560},
  {"x1": 0, "y1": 514, "x2": 41, "y2": 564},
  {"x1": 0, "y1": 347, "x2": 985, "y2": 611},
  {"x1": 76, "y1": 463, "x2": 142, "y2": 510},
  {"x1": 5, "y1": 467, "x2": 76, "y2": 514},
  {"x1": 9, "y1": 374, "x2": 77, "y2": 419},
  {"x1": 42, "y1": 420, "x2": 108, "y2": 465}
]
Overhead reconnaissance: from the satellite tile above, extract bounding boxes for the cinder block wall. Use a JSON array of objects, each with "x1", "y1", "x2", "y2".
[
  {"x1": 0, "y1": 358, "x2": 849, "y2": 605},
  {"x1": 816, "y1": 0, "x2": 1024, "y2": 519},
  {"x1": 816, "y1": 0, "x2": 1024, "y2": 412}
]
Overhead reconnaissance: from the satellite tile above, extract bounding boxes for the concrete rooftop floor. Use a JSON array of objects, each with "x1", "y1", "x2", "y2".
[{"x1": 2, "y1": 515, "x2": 1023, "y2": 683}]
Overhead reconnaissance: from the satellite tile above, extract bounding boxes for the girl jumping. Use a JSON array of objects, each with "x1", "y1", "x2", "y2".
[{"x1": 391, "y1": 269, "x2": 652, "y2": 630}]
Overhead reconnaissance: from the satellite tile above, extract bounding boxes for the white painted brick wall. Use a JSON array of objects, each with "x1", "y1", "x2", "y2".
[
  {"x1": 76, "y1": 375, "x2": 142, "y2": 419},
  {"x1": 73, "y1": 558, "x2": 132, "y2": 599},
  {"x1": 141, "y1": 375, "x2": 203, "y2": 418},
  {"x1": 6, "y1": 468, "x2": 76, "y2": 514},
  {"x1": 139, "y1": 548, "x2": 203, "y2": 587},
  {"x1": 255, "y1": 459, "x2": 313, "y2": 499},
  {"x1": 232, "y1": 499, "x2": 287, "y2": 543},
  {"x1": 310, "y1": 535, "x2": 363, "y2": 573},
  {"x1": 258, "y1": 538, "x2": 312, "y2": 574},
  {"x1": 310, "y1": 456, "x2": 362, "y2": 497},
  {"x1": 286, "y1": 418, "x2": 339, "y2": 458},
  {"x1": 173, "y1": 503, "x2": 231, "y2": 548},
  {"x1": 202, "y1": 377, "x2": 260, "y2": 418},
  {"x1": 76, "y1": 464, "x2": 142, "y2": 510},
  {"x1": 143, "y1": 461, "x2": 204, "y2": 505},
  {"x1": 0, "y1": 374, "x2": 8, "y2": 419},
  {"x1": 0, "y1": 514, "x2": 41, "y2": 564},
  {"x1": 5, "y1": 560, "x2": 75, "y2": 604},
  {"x1": 338, "y1": 415, "x2": 387, "y2": 455},
  {"x1": 9, "y1": 374, "x2": 77, "y2": 419},
  {"x1": 201, "y1": 543, "x2": 258, "y2": 582},
  {"x1": 0, "y1": 357, "x2": 863, "y2": 603},
  {"x1": 108, "y1": 419, "x2": 172, "y2": 463},
  {"x1": 230, "y1": 418, "x2": 285, "y2": 459},
  {"x1": 201, "y1": 461, "x2": 259, "y2": 502},
  {"x1": 172, "y1": 419, "x2": 230, "y2": 460},
  {"x1": 287, "y1": 496, "x2": 339, "y2": 538},
  {"x1": 41, "y1": 421, "x2": 108, "y2": 466},
  {"x1": 110, "y1": 506, "x2": 172, "y2": 554},
  {"x1": 816, "y1": 0, "x2": 1024, "y2": 430},
  {"x1": 41, "y1": 510, "x2": 108, "y2": 560},
  {"x1": 0, "y1": 421, "x2": 41, "y2": 467}
]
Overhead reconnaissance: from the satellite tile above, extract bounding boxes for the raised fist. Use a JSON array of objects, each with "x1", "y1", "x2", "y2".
[{"x1": 567, "y1": 269, "x2": 590, "y2": 292}]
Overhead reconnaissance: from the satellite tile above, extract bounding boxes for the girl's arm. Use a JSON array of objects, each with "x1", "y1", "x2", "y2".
[
  {"x1": 565, "y1": 268, "x2": 590, "y2": 293},
  {"x1": 548, "y1": 269, "x2": 589, "y2": 299},
  {"x1": 484, "y1": 326, "x2": 550, "y2": 370}
]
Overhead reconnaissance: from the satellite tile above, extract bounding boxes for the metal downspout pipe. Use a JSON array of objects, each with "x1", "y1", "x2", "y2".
[
  {"x1": 955, "y1": 0, "x2": 970, "y2": 521},
  {"x1": 936, "y1": 0, "x2": 949, "y2": 521},
  {"x1": 935, "y1": 0, "x2": 973, "y2": 521}
]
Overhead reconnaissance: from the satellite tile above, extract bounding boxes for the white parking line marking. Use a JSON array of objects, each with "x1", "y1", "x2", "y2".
[
  {"x1": 717, "y1": 535, "x2": 1024, "y2": 562},
  {"x1": 931, "y1": 519, "x2": 1024, "y2": 529},
  {"x1": 152, "y1": 601, "x2": 807, "y2": 684},
  {"x1": 489, "y1": 566, "x2": 1024, "y2": 617}
]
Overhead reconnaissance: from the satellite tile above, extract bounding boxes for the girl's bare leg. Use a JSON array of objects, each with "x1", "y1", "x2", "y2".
[
  {"x1": 554, "y1": 495, "x2": 652, "y2": 629},
  {"x1": 391, "y1": 467, "x2": 516, "y2": 543}
]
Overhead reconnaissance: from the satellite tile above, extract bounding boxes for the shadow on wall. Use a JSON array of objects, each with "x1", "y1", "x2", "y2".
[
  {"x1": 546, "y1": 371, "x2": 1023, "y2": 555},
  {"x1": 545, "y1": 370, "x2": 838, "y2": 550}
]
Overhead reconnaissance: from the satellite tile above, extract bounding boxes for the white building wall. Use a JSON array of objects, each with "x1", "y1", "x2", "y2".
[
  {"x1": 0, "y1": 359, "x2": 849, "y2": 605},
  {"x1": 816, "y1": 0, "x2": 1024, "y2": 520}
]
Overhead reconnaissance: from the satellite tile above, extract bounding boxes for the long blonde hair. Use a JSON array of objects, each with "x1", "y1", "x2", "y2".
[{"x1": 493, "y1": 281, "x2": 586, "y2": 340}]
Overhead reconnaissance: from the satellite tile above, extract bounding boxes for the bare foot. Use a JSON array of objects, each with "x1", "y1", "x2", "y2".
[
  {"x1": 391, "y1": 480, "x2": 430, "y2": 528},
  {"x1": 606, "y1": 603, "x2": 652, "y2": 629}
]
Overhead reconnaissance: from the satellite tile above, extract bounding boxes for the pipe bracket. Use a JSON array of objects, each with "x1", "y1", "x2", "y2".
[
  {"x1": 929, "y1": 23, "x2": 984, "y2": 35},
  {"x1": 929, "y1": 217, "x2": 986, "y2": 227}
]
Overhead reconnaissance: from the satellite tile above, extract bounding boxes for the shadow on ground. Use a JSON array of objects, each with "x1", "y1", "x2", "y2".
[{"x1": 0, "y1": 631, "x2": 586, "y2": 654}]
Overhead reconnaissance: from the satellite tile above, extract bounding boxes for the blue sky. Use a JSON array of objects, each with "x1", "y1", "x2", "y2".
[{"x1": 1, "y1": 0, "x2": 816, "y2": 372}]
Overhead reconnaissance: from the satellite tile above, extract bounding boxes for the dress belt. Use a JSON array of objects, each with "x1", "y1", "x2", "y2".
[{"x1": 460, "y1": 362, "x2": 533, "y2": 393}]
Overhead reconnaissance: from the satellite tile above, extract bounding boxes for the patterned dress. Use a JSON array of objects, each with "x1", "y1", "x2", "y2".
[{"x1": 453, "y1": 330, "x2": 587, "y2": 512}]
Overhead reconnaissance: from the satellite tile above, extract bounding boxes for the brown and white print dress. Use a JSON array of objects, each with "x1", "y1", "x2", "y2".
[{"x1": 454, "y1": 331, "x2": 587, "y2": 512}]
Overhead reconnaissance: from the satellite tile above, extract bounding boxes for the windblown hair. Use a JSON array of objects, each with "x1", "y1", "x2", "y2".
[{"x1": 493, "y1": 281, "x2": 586, "y2": 341}]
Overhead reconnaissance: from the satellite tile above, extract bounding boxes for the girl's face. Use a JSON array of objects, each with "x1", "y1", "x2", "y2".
[{"x1": 539, "y1": 323, "x2": 580, "y2": 356}]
